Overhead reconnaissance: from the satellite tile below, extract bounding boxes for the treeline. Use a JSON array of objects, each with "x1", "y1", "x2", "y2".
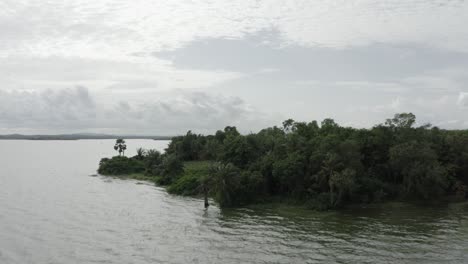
[
  {"x1": 165, "y1": 113, "x2": 468, "y2": 208},
  {"x1": 99, "y1": 113, "x2": 468, "y2": 209}
]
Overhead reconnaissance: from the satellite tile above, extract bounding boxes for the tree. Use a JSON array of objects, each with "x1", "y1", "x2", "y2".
[
  {"x1": 389, "y1": 141, "x2": 448, "y2": 199},
  {"x1": 98, "y1": 112, "x2": 467, "y2": 209},
  {"x1": 114, "y1": 139, "x2": 127, "y2": 156},
  {"x1": 329, "y1": 168, "x2": 357, "y2": 207},
  {"x1": 385, "y1": 113, "x2": 416, "y2": 129},
  {"x1": 221, "y1": 134, "x2": 259, "y2": 169},
  {"x1": 272, "y1": 151, "x2": 305, "y2": 195},
  {"x1": 155, "y1": 154, "x2": 184, "y2": 185},
  {"x1": 282, "y1": 119, "x2": 295, "y2": 132},
  {"x1": 208, "y1": 162, "x2": 262, "y2": 207},
  {"x1": 144, "y1": 149, "x2": 162, "y2": 175},
  {"x1": 136, "y1": 147, "x2": 146, "y2": 160},
  {"x1": 224, "y1": 126, "x2": 240, "y2": 137}
]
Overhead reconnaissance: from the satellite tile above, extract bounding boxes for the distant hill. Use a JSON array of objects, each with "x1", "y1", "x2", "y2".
[{"x1": 0, "y1": 133, "x2": 173, "y2": 140}]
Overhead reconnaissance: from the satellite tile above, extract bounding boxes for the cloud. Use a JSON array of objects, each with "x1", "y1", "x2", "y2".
[
  {"x1": 0, "y1": 86, "x2": 96, "y2": 128},
  {"x1": 458, "y1": 92, "x2": 468, "y2": 107},
  {"x1": 1, "y1": 1, "x2": 468, "y2": 133},
  {"x1": 344, "y1": 92, "x2": 468, "y2": 129},
  {"x1": 1, "y1": 0, "x2": 468, "y2": 62},
  {"x1": 157, "y1": 36, "x2": 468, "y2": 82},
  {"x1": 0, "y1": 56, "x2": 244, "y2": 94},
  {"x1": 0, "y1": 87, "x2": 272, "y2": 134}
]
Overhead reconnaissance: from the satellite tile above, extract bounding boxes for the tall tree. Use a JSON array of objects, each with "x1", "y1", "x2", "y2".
[
  {"x1": 114, "y1": 139, "x2": 127, "y2": 156},
  {"x1": 385, "y1": 113, "x2": 416, "y2": 129}
]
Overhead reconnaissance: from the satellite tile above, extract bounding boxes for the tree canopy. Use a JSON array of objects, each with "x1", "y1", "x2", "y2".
[
  {"x1": 99, "y1": 113, "x2": 468, "y2": 209},
  {"x1": 163, "y1": 113, "x2": 468, "y2": 208},
  {"x1": 114, "y1": 139, "x2": 127, "y2": 156}
]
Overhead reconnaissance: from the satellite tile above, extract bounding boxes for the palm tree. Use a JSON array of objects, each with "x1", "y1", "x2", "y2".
[
  {"x1": 136, "y1": 147, "x2": 146, "y2": 160},
  {"x1": 208, "y1": 162, "x2": 239, "y2": 207},
  {"x1": 114, "y1": 139, "x2": 127, "y2": 156}
]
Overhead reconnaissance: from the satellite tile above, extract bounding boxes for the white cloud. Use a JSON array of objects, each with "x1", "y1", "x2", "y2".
[
  {"x1": 0, "y1": 86, "x2": 96, "y2": 128},
  {"x1": 345, "y1": 93, "x2": 468, "y2": 129},
  {"x1": 1, "y1": 0, "x2": 468, "y2": 62},
  {"x1": 0, "y1": 87, "x2": 272, "y2": 134},
  {"x1": 458, "y1": 92, "x2": 468, "y2": 107},
  {"x1": 1, "y1": 1, "x2": 468, "y2": 132},
  {"x1": 0, "y1": 56, "x2": 244, "y2": 93},
  {"x1": 333, "y1": 81, "x2": 408, "y2": 93}
]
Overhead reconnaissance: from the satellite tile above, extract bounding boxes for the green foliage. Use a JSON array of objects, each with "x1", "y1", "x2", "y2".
[
  {"x1": 168, "y1": 161, "x2": 212, "y2": 195},
  {"x1": 385, "y1": 113, "x2": 416, "y2": 129},
  {"x1": 135, "y1": 147, "x2": 146, "y2": 160},
  {"x1": 329, "y1": 168, "x2": 358, "y2": 207},
  {"x1": 167, "y1": 173, "x2": 201, "y2": 196},
  {"x1": 114, "y1": 138, "x2": 127, "y2": 156},
  {"x1": 207, "y1": 162, "x2": 265, "y2": 207},
  {"x1": 272, "y1": 152, "x2": 305, "y2": 195},
  {"x1": 98, "y1": 156, "x2": 144, "y2": 175},
  {"x1": 389, "y1": 141, "x2": 448, "y2": 199},
  {"x1": 98, "y1": 146, "x2": 183, "y2": 184},
  {"x1": 144, "y1": 149, "x2": 163, "y2": 175},
  {"x1": 154, "y1": 154, "x2": 184, "y2": 185},
  {"x1": 98, "y1": 112, "x2": 468, "y2": 209},
  {"x1": 167, "y1": 161, "x2": 213, "y2": 196}
]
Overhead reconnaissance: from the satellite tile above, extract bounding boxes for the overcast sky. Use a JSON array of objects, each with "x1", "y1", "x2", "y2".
[{"x1": 1, "y1": 0, "x2": 468, "y2": 135}]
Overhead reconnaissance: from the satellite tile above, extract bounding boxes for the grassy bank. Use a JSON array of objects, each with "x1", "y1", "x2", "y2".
[
  {"x1": 166, "y1": 161, "x2": 213, "y2": 196},
  {"x1": 99, "y1": 157, "x2": 214, "y2": 197}
]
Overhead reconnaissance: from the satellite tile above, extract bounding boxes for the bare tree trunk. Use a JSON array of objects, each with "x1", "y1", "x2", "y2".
[{"x1": 204, "y1": 185, "x2": 209, "y2": 209}]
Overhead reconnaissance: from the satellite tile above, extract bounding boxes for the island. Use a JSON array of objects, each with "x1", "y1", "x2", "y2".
[{"x1": 98, "y1": 113, "x2": 468, "y2": 210}]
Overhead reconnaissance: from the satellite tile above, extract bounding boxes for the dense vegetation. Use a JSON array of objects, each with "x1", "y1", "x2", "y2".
[{"x1": 98, "y1": 113, "x2": 468, "y2": 210}]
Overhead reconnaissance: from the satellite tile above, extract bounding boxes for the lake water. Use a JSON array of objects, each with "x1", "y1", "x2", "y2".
[{"x1": 0, "y1": 140, "x2": 467, "y2": 264}]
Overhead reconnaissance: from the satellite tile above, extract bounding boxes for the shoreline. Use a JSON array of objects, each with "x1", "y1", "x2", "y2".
[{"x1": 97, "y1": 170, "x2": 468, "y2": 211}]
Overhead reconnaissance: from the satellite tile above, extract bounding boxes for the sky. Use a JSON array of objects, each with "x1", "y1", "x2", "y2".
[{"x1": 1, "y1": 0, "x2": 468, "y2": 135}]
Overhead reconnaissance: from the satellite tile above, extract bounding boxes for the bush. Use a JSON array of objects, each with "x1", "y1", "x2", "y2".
[
  {"x1": 167, "y1": 173, "x2": 201, "y2": 196},
  {"x1": 305, "y1": 193, "x2": 333, "y2": 211},
  {"x1": 144, "y1": 149, "x2": 163, "y2": 175},
  {"x1": 154, "y1": 154, "x2": 184, "y2": 185},
  {"x1": 167, "y1": 161, "x2": 213, "y2": 195},
  {"x1": 210, "y1": 163, "x2": 265, "y2": 207},
  {"x1": 98, "y1": 156, "x2": 145, "y2": 175}
]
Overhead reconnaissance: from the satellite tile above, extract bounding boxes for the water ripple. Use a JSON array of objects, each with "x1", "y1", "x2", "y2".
[{"x1": 1, "y1": 140, "x2": 467, "y2": 263}]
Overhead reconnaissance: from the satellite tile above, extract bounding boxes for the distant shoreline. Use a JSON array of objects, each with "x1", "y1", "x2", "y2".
[{"x1": 0, "y1": 134, "x2": 173, "y2": 140}]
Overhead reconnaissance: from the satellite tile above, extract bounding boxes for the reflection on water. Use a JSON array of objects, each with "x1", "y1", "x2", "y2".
[{"x1": 0, "y1": 140, "x2": 467, "y2": 264}]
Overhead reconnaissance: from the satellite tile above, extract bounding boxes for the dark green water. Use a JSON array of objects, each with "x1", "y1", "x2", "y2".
[{"x1": 0, "y1": 140, "x2": 467, "y2": 263}]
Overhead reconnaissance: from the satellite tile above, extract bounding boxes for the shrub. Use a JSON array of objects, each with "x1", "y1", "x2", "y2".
[{"x1": 98, "y1": 156, "x2": 145, "y2": 175}]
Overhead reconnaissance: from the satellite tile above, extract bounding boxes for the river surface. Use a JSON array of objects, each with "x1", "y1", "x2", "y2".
[{"x1": 0, "y1": 140, "x2": 467, "y2": 264}]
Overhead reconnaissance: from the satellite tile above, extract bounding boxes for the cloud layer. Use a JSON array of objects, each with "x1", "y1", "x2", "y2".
[
  {"x1": 0, "y1": 87, "x2": 270, "y2": 134},
  {"x1": 1, "y1": 1, "x2": 468, "y2": 133},
  {"x1": 2, "y1": 0, "x2": 468, "y2": 60}
]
